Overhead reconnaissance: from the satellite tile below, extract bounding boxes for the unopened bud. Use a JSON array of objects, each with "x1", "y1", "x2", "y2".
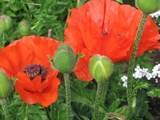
[
  {"x1": 0, "y1": 71, "x2": 11, "y2": 98},
  {"x1": 135, "y1": 0, "x2": 159, "y2": 14},
  {"x1": 0, "y1": 15, "x2": 12, "y2": 33},
  {"x1": 18, "y1": 20, "x2": 30, "y2": 36},
  {"x1": 52, "y1": 44, "x2": 77, "y2": 73},
  {"x1": 89, "y1": 55, "x2": 113, "y2": 82},
  {"x1": 158, "y1": 1, "x2": 160, "y2": 9}
]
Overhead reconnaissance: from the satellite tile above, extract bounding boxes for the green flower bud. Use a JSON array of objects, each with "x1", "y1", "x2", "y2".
[
  {"x1": 0, "y1": 71, "x2": 11, "y2": 98},
  {"x1": 89, "y1": 55, "x2": 113, "y2": 82},
  {"x1": 18, "y1": 20, "x2": 30, "y2": 36},
  {"x1": 0, "y1": 15, "x2": 12, "y2": 33},
  {"x1": 135, "y1": 0, "x2": 159, "y2": 14},
  {"x1": 158, "y1": 0, "x2": 160, "y2": 9},
  {"x1": 52, "y1": 44, "x2": 77, "y2": 73}
]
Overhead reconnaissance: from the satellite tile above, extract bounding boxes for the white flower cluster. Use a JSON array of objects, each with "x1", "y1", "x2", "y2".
[
  {"x1": 133, "y1": 65, "x2": 152, "y2": 80},
  {"x1": 121, "y1": 64, "x2": 160, "y2": 88},
  {"x1": 121, "y1": 75, "x2": 128, "y2": 88}
]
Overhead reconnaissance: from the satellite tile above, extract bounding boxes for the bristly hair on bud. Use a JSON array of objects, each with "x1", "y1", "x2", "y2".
[
  {"x1": 52, "y1": 44, "x2": 77, "y2": 73},
  {"x1": 135, "y1": 0, "x2": 160, "y2": 14},
  {"x1": 89, "y1": 55, "x2": 114, "y2": 82},
  {"x1": 0, "y1": 70, "x2": 11, "y2": 98}
]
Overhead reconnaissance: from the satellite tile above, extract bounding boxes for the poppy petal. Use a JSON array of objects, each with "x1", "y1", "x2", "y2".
[
  {"x1": 0, "y1": 42, "x2": 34, "y2": 76},
  {"x1": 0, "y1": 35, "x2": 60, "y2": 107},
  {"x1": 15, "y1": 70, "x2": 60, "y2": 107},
  {"x1": 37, "y1": 77, "x2": 60, "y2": 107},
  {"x1": 74, "y1": 57, "x2": 92, "y2": 81},
  {"x1": 0, "y1": 35, "x2": 59, "y2": 76},
  {"x1": 64, "y1": 0, "x2": 160, "y2": 81},
  {"x1": 15, "y1": 36, "x2": 59, "y2": 67}
]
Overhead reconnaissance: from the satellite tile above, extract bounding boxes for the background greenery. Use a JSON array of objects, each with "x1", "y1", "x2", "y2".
[{"x1": 0, "y1": 0, "x2": 160, "y2": 120}]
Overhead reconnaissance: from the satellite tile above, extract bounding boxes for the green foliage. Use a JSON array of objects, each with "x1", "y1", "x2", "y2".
[
  {"x1": 147, "y1": 88, "x2": 160, "y2": 97},
  {"x1": 0, "y1": 0, "x2": 77, "y2": 46},
  {"x1": 0, "y1": 0, "x2": 159, "y2": 120}
]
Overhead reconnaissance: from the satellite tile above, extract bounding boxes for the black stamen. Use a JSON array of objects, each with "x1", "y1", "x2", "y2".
[
  {"x1": 23, "y1": 64, "x2": 48, "y2": 81},
  {"x1": 40, "y1": 68, "x2": 48, "y2": 81}
]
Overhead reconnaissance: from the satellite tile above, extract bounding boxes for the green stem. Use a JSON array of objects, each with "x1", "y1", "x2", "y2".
[
  {"x1": 64, "y1": 73, "x2": 72, "y2": 120},
  {"x1": 93, "y1": 81, "x2": 109, "y2": 120},
  {"x1": 127, "y1": 14, "x2": 147, "y2": 118},
  {"x1": 0, "y1": 33, "x2": 5, "y2": 48},
  {"x1": 24, "y1": 105, "x2": 28, "y2": 120},
  {"x1": 76, "y1": 0, "x2": 80, "y2": 7},
  {"x1": 50, "y1": 105, "x2": 54, "y2": 120}
]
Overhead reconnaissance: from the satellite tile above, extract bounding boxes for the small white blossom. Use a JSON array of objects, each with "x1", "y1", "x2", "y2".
[
  {"x1": 145, "y1": 73, "x2": 152, "y2": 80},
  {"x1": 121, "y1": 75, "x2": 128, "y2": 82},
  {"x1": 152, "y1": 64, "x2": 160, "y2": 78},
  {"x1": 132, "y1": 66, "x2": 149, "y2": 79},
  {"x1": 120, "y1": 64, "x2": 160, "y2": 88},
  {"x1": 121, "y1": 75, "x2": 128, "y2": 88},
  {"x1": 155, "y1": 79, "x2": 159, "y2": 83},
  {"x1": 122, "y1": 82, "x2": 128, "y2": 88}
]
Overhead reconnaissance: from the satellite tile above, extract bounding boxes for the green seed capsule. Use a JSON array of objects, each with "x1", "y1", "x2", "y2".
[
  {"x1": 0, "y1": 71, "x2": 11, "y2": 98},
  {"x1": 158, "y1": 0, "x2": 160, "y2": 9},
  {"x1": 52, "y1": 44, "x2": 77, "y2": 73},
  {"x1": 18, "y1": 20, "x2": 30, "y2": 36},
  {"x1": 0, "y1": 15, "x2": 12, "y2": 33},
  {"x1": 135, "y1": 0, "x2": 159, "y2": 14},
  {"x1": 89, "y1": 55, "x2": 113, "y2": 82}
]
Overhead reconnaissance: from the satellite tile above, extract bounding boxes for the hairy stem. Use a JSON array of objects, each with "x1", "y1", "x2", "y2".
[
  {"x1": 24, "y1": 105, "x2": 29, "y2": 120},
  {"x1": 127, "y1": 13, "x2": 147, "y2": 118},
  {"x1": 93, "y1": 81, "x2": 109, "y2": 120},
  {"x1": 76, "y1": 0, "x2": 80, "y2": 7},
  {"x1": 64, "y1": 73, "x2": 72, "y2": 120}
]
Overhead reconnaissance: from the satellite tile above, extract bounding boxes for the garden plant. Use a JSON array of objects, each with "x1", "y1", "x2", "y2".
[{"x1": 0, "y1": 0, "x2": 160, "y2": 120}]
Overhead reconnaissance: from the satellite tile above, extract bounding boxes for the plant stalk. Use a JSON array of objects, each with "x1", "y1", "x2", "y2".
[
  {"x1": 93, "y1": 80, "x2": 109, "y2": 120},
  {"x1": 24, "y1": 105, "x2": 29, "y2": 120},
  {"x1": 127, "y1": 13, "x2": 147, "y2": 119},
  {"x1": 77, "y1": 0, "x2": 80, "y2": 7},
  {"x1": 64, "y1": 73, "x2": 72, "y2": 120}
]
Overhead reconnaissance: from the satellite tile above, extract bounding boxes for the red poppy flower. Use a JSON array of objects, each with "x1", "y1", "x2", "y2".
[
  {"x1": 0, "y1": 36, "x2": 60, "y2": 107},
  {"x1": 64, "y1": 0, "x2": 160, "y2": 81}
]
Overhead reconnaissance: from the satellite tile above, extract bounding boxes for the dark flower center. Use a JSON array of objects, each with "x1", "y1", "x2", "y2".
[{"x1": 23, "y1": 64, "x2": 48, "y2": 81}]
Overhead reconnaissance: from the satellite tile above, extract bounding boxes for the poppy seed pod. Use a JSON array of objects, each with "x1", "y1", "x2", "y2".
[
  {"x1": 159, "y1": 0, "x2": 160, "y2": 9},
  {"x1": 0, "y1": 15, "x2": 12, "y2": 33},
  {"x1": 135, "y1": 0, "x2": 159, "y2": 14},
  {"x1": 89, "y1": 55, "x2": 113, "y2": 82},
  {"x1": 0, "y1": 71, "x2": 11, "y2": 98},
  {"x1": 53, "y1": 44, "x2": 77, "y2": 73},
  {"x1": 18, "y1": 20, "x2": 30, "y2": 36}
]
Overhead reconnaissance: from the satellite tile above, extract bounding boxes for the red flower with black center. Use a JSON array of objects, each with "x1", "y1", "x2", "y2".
[
  {"x1": 64, "y1": 0, "x2": 160, "y2": 81},
  {"x1": 0, "y1": 36, "x2": 60, "y2": 107}
]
